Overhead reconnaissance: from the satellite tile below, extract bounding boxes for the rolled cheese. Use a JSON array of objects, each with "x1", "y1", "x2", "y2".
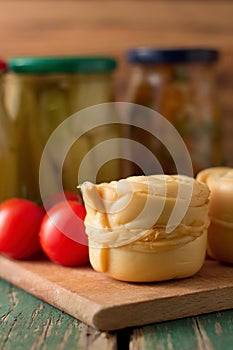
[{"x1": 81, "y1": 174, "x2": 210, "y2": 281}]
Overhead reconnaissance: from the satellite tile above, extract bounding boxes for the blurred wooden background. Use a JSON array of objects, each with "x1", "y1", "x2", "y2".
[{"x1": 0, "y1": 0, "x2": 232, "y2": 164}]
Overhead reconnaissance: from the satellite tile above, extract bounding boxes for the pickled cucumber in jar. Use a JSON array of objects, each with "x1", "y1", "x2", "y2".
[{"x1": 5, "y1": 56, "x2": 119, "y2": 201}]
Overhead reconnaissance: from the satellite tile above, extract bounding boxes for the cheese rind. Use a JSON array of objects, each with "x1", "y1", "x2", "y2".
[{"x1": 89, "y1": 232, "x2": 207, "y2": 282}]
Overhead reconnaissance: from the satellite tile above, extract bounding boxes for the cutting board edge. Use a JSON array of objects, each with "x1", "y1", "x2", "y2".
[
  {"x1": 1, "y1": 256, "x2": 233, "y2": 331},
  {"x1": 92, "y1": 285, "x2": 233, "y2": 331},
  {"x1": 0, "y1": 257, "x2": 102, "y2": 329}
]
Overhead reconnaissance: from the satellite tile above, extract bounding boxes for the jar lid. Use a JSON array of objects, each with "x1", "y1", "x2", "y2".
[
  {"x1": 8, "y1": 56, "x2": 117, "y2": 73},
  {"x1": 0, "y1": 59, "x2": 7, "y2": 71},
  {"x1": 127, "y1": 48, "x2": 219, "y2": 64}
]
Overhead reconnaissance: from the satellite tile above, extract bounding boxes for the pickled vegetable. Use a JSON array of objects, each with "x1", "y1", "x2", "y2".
[
  {"x1": 5, "y1": 56, "x2": 119, "y2": 201},
  {"x1": 125, "y1": 48, "x2": 222, "y2": 176}
]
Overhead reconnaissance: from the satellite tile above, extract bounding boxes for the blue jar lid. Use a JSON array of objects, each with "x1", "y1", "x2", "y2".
[{"x1": 127, "y1": 48, "x2": 219, "y2": 64}]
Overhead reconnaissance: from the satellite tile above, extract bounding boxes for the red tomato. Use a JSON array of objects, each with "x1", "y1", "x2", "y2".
[
  {"x1": 39, "y1": 201, "x2": 89, "y2": 267},
  {"x1": 0, "y1": 198, "x2": 45, "y2": 259},
  {"x1": 44, "y1": 190, "x2": 82, "y2": 211}
]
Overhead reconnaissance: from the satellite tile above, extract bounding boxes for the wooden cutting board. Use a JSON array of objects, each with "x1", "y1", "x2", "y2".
[{"x1": 0, "y1": 255, "x2": 232, "y2": 331}]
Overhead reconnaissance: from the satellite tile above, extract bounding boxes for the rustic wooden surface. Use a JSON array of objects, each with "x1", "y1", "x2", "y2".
[
  {"x1": 129, "y1": 311, "x2": 233, "y2": 350},
  {"x1": 0, "y1": 278, "x2": 117, "y2": 350},
  {"x1": 1, "y1": 277, "x2": 233, "y2": 350},
  {"x1": 0, "y1": 1, "x2": 232, "y2": 55},
  {"x1": 0, "y1": 255, "x2": 233, "y2": 332},
  {"x1": 0, "y1": 2, "x2": 232, "y2": 347}
]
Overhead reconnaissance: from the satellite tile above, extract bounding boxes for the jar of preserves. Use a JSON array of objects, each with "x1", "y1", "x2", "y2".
[
  {"x1": 125, "y1": 47, "x2": 222, "y2": 175},
  {"x1": 5, "y1": 56, "x2": 119, "y2": 201},
  {"x1": 0, "y1": 59, "x2": 17, "y2": 201}
]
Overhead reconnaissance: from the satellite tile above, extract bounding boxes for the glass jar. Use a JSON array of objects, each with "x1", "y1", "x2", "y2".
[
  {"x1": 125, "y1": 48, "x2": 222, "y2": 175},
  {"x1": 0, "y1": 59, "x2": 17, "y2": 201},
  {"x1": 5, "y1": 56, "x2": 119, "y2": 201}
]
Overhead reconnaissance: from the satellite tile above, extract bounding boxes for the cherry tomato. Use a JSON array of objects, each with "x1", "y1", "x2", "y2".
[
  {"x1": 39, "y1": 201, "x2": 89, "y2": 267},
  {"x1": 0, "y1": 198, "x2": 45, "y2": 259},
  {"x1": 44, "y1": 190, "x2": 82, "y2": 210}
]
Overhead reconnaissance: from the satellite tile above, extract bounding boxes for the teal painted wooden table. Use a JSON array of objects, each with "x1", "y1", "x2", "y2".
[{"x1": 1, "y1": 277, "x2": 233, "y2": 350}]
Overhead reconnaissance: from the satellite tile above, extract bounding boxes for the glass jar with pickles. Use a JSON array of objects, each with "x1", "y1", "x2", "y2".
[
  {"x1": 125, "y1": 48, "x2": 222, "y2": 175},
  {"x1": 0, "y1": 59, "x2": 17, "y2": 201},
  {"x1": 5, "y1": 56, "x2": 119, "y2": 201}
]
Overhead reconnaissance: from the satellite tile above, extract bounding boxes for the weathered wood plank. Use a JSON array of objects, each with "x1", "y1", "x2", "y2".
[
  {"x1": 0, "y1": 279, "x2": 117, "y2": 350},
  {"x1": 196, "y1": 311, "x2": 233, "y2": 350},
  {"x1": 129, "y1": 311, "x2": 233, "y2": 350},
  {"x1": 130, "y1": 318, "x2": 198, "y2": 350}
]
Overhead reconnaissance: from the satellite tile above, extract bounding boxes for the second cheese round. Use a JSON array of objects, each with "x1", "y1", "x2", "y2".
[{"x1": 197, "y1": 167, "x2": 233, "y2": 264}]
